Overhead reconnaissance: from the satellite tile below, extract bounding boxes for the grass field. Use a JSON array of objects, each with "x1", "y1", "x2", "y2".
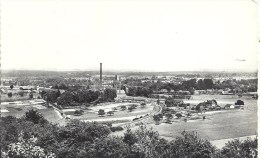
[
  {"x1": 1, "y1": 93, "x2": 41, "y2": 102},
  {"x1": 63, "y1": 102, "x2": 155, "y2": 122},
  {"x1": 1, "y1": 100, "x2": 62, "y2": 123},
  {"x1": 112, "y1": 95, "x2": 257, "y2": 143}
]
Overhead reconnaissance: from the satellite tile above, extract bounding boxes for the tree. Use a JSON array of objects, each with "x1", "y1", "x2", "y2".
[
  {"x1": 165, "y1": 113, "x2": 173, "y2": 123},
  {"x1": 128, "y1": 106, "x2": 134, "y2": 112},
  {"x1": 182, "y1": 79, "x2": 197, "y2": 90},
  {"x1": 175, "y1": 113, "x2": 182, "y2": 119},
  {"x1": 7, "y1": 92, "x2": 12, "y2": 98},
  {"x1": 23, "y1": 109, "x2": 47, "y2": 124},
  {"x1": 10, "y1": 85, "x2": 14, "y2": 90},
  {"x1": 2, "y1": 134, "x2": 56, "y2": 158},
  {"x1": 219, "y1": 138, "x2": 257, "y2": 158},
  {"x1": 153, "y1": 115, "x2": 161, "y2": 125},
  {"x1": 130, "y1": 104, "x2": 138, "y2": 109},
  {"x1": 198, "y1": 79, "x2": 205, "y2": 90},
  {"x1": 165, "y1": 97, "x2": 174, "y2": 107},
  {"x1": 235, "y1": 100, "x2": 244, "y2": 105},
  {"x1": 140, "y1": 102, "x2": 146, "y2": 108},
  {"x1": 57, "y1": 91, "x2": 74, "y2": 106},
  {"x1": 168, "y1": 131, "x2": 217, "y2": 158},
  {"x1": 56, "y1": 89, "x2": 61, "y2": 98},
  {"x1": 29, "y1": 92, "x2": 33, "y2": 99},
  {"x1": 107, "y1": 111, "x2": 114, "y2": 116},
  {"x1": 74, "y1": 110, "x2": 84, "y2": 116},
  {"x1": 104, "y1": 88, "x2": 117, "y2": 101},
  {"x1": 204, "y1": 79, "x2": 214, "y2": 89},
  {"x1": 157, "y1": 98, "x2": 160, "y2": 105},
  {"x1": 121, "y1": 105, "x2": 127, "y2": 111},
  {"x1": 18, "y1": 91, "x2": 24, "y2": 97},
  {"x1": 94, "y1": 136, "x2": 128, "y2": 157},
  {"x1": 98, "y1": 109, "x2": 105, "y2": 116},
  {"x1": 123, "y1": 128, "x2": 138, "y2": 146}
]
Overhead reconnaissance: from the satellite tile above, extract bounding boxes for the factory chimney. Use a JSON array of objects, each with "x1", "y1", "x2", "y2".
[{"x1": 100, "y1": 63, "x2": 102, "y2": 85}]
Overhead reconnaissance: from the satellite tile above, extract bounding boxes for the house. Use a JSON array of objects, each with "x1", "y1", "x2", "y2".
[
  {"x1": 170, "y1": 90, "x2": 175, "y2": 93},
  {"x1": 196, "y1": 100, "x2": 218, "y2": 111},
  {"x1": 222, "y1": 91, "x2": 234, "y2": 95},
  {"x1": 205, "y1": 100, "x2": 217, "y2": 107},
  {"x1": 0, "y1": 87, "x2": 8, "y2": 94},
  {"x1": 161, "y1": 89, "x2": 169, "y2": 93},
  {"x1": 172, "y1": 99, "x2": 184, "y2": 106},
  {"x1": 120, "y1": 96, "x2": 147, "y2": 103}
]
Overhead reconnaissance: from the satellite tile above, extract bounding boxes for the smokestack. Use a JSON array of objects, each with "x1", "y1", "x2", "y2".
[{"x1": 100, "y1": 63, "x2": 102, "y2": 85}]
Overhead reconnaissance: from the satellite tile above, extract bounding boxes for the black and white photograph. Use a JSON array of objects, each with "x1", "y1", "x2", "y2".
[{"x1": 0, "y1": 0, "x2": 258, "y2": 157}]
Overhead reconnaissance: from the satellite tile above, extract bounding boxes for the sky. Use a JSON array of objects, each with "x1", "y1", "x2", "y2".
[{"x1": 1, "y1": 0, "x2": 258, "y2": 72}]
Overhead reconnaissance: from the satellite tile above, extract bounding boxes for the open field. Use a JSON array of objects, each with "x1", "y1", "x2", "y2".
[
  {"x1": 1, "y1": 95, "x2": 32, "y2": 102},
  {"x1": 1, "y1": 93, "x2": 41, "y2": 102},
  {"x1": 112, "y1": 95, "x2": 257, "y2": 143},
  {"x1": 63, "y1": 102, "x2": 155, "y2": 122},
  {"x1": 1, "y1": 100, "x2": 62, "y2": 123},
  {"x1": 2, "y1": 94, "x2": 257, "y2": 143}
]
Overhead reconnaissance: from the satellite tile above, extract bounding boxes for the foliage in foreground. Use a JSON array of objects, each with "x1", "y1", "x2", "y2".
[{"x1": 0, "y1": 110, "x2": 258, "y2": 158}]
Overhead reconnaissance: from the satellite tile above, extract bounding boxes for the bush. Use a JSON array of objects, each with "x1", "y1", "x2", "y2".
[
  {"x1": 23, "y1": 109, "x2": 47, "y2": 124},
  {"x1": 133, "y1": 118, "x2": 139, "y2": 121},
  {"x1": 121, "y1": 105, "x2": 127, "y2": 110},
  {"x1": 153, "y1": 115, "x2": 161, "y2": 124},
  {"x1": 98, "y1": 109, "x2": 105, "y2": 116},
  {"x1": 18, "y1": 91, "x2": 24, "y2": 97},
  {"x1": 175, "y1": 113, "x2": 182, "y2": 118},
  {"x1": 140, "y1": 102, "x2": 146, "y2": 108},
  {"x1": 7, "y1": 92, "x2": 12, "y2": 98},
  {"x1": 74, "y1": 110, "x2": 84, "y2": 116},
  {"x1": 2, "y1": 134, "x2": 56, "y2": 158},
  {"x1": 29, "y1": 92, "x2": 33, "y2": 99},
  {"x1": 235, "y1": 100, "x2": 244, "y2": 105},
  {"x1": 107, "y1": 111, "x2": 114, "y2": 116},
  {"x1": 110, "y1": 126, "x2": 124, "y2": 132},
  {"x1": 128, "y1": 106, "x2": 135, "y2": 112},
  {"x1": 169, "y1": 131, "x2": 217, "y2": 158},
  {"x1": 219, "y1": 138, "x2": 258, "y2": 158}
]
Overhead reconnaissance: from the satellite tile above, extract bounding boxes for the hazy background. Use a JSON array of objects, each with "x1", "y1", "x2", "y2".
[{"x1": 1, "y1": 0, "x2": 258, "y2": 72}]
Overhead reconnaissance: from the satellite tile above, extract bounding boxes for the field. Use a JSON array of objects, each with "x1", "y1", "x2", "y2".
[
  {"x1": 112, "y1": 95, "x2": 257, "y2": 147},
  {"x1": 1, "y1": 92, "x2": 41, "y2": 102},
  {"x1": 62, "y1": 102, "x2": 156, "y2": 122},
  {"x1": 2, "y1": 94, "x2": 257, "y2": 148},
  {"x1": 1, "y1": 100, "x2": 62, "y2": 123},
  {"x1": 1, "y1": 94, "x2": 32, "y2": 102}
]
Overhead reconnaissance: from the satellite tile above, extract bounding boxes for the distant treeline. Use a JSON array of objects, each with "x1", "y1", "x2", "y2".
[
  {"x1": 41, "y1": 88, "x2": 117, "y2": 107},
  {"x1": 124, "y1": 78, "x2": 258, "y2": 97},
  {"x1": 2, "y1": 70, "x2": 257, "y2": 78}
]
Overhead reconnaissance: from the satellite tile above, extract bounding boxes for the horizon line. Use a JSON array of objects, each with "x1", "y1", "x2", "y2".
[{"x1": 1, "y1": 68, "x2": 258, "y2": 73}]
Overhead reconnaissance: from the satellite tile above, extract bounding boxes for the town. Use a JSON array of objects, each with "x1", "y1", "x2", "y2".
[
  {"x1": 1, "y1": 0, "x2": 258, "y2": 157},
  {"x1": 0, "y1": 65, "x2": 258, "y2": 157}
]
